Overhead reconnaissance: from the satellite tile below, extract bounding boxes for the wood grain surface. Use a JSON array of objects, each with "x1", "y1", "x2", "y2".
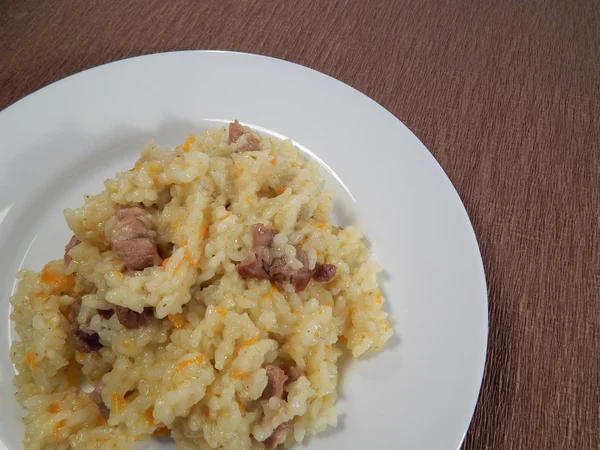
[{"x1": 1, "y1": 0, "x2": 599, "y2": 448}]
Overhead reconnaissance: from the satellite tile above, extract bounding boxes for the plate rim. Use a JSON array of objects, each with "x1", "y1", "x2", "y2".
[{"x1": 0, "y1": 50, "x2": 488, "y2": 450}]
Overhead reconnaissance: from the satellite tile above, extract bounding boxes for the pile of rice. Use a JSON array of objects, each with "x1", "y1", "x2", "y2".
[{"x1": 10, "y1": 123, "x2": 393, "y2": 450}]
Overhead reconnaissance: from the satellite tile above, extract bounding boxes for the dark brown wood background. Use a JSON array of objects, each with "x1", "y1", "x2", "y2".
[{"x1": 1, "y1": 0, "x2": 599, "y2": 448}]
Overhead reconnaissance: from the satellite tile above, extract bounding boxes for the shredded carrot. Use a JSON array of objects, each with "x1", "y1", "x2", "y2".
[
  {"x1": 315, "y1": 222, "x2": 331, "y2": 230},
  {"x1": 152, "y1": 427, "x2": 169, "y2": 438},
  {"x1": 236, "y1": 400, "x2": 244, "y2": 413},
  {"x1": 181, "y1": 135, "x2": 196, "y2": 152},
  {"x1": 237, "y1": 167, "x2": 244, "y2": 174},
  {"x1": 94, "y1": 415, "x2": 107, "y2": 427},
  {"x1": 25, "y1": 351, "x2": 36, "y2": 372},
  {"x1": 173, "y1": 354, "x2": 205, "y2": 374},
  {"x1": 291, "y1": 162, "x2": 298, "y2": 167},
  {"x1": 322, "y1": 397, "x2": 329, "y2": 405},
  {"x1": 215, "y1": 307, "x2": 227, "y2": 317},
  {"x1": 40, "y1": 264, "x2": 60, "y2": 285},
  {"x1": 64, "y1": 273, "x2": 75, "y2": 289},
  {"x1": 275, "y1": 187, "x2": 285, "y2": 195},
  {"x1": 232, "y1": 370, "x2": 246, "y2": 379},
  {"x1": 111, "y1": 393, "x2": 127, "y2": 412},
  {"x1": 325, "y1": 345, "x2": 333, "y2": 351},
  {"x1": 262, "y1": 294, "x2": 272, "y2": 301},
  {"x1": 40, "y1": 265, "x2": 75, "y2": 292},
  {"x1": 168, "y1": 314, "x2": 185, "y2": 329},
  {"x1": 270, "y1": 157, "x2": 278, "y2": 165},
  {"x1": 113, "y1": 270, "x2": 124, "y2": 280},
  {"x1": 143, "y1": 408, "x2": 155, "y2": 425},
  {"x1": 53, "y1": 420, "x2": 67, "y2": 443},
  {"x1": 201, "y1": 405, "x2": 209, "y2": 417},
  {"x1": 326, "y1": 302, "x2": 334, "y2": 308},
  {"x1": 49, "y1": 403, "x2": 60, "y2": 414},
  {"x1": 245, "y1": 193, "x2": 252, "y2": 203},
  {"x1": 174, "y1": 260, "x2": 184, "y2": 274},
  {"x1": 66, "y1": 361, "x2": 80, "y2": 385},
  {"x1": 240, "y1": 337, "x2": 259, "y2": 348},
  {"x1": 36, "y1": 293, "x2": 50, "y2": 300},
  {"x1": 161, "y1": 258, "x2": 170, "y2": 269},
  {"x1": 198, "y1": 225, "x2": 207, "y2": 239},
  {"x1": 123, "y1": 342, "x2": 132, "y2": 349},
  {"x1": 271, "y1": 285, "x2": 280, "y2": 294}
]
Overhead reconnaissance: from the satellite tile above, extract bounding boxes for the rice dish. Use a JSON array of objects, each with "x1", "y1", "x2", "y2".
[{"x1": 10, "y1": 121, "x2": 393, "y2": 449}]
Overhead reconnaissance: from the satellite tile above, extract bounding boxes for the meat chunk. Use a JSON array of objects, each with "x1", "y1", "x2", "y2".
[
  {"x1": 64, "y1": 235, "x2": 80, "y2": 266},
  {"x1": 263, "y1": 421, "x2": 292, "y2": 450},
  {"x1": 238, "y1": 134, "x2": 261, "y2": 152},
  {"x1": 237, "y1": 252, "x2": 270, "y2": 279},
  {"x1": 289, "y1": 247, "x2": 311, "y2": 293},
  {"x1": 252, "y1": 223, "x2": 275, "y2": 247},
  {"x1": 115, "y1": 205, "x2": 150, "y2": 222},
  {"x1": 312, "y1": 263, "x2": 336, "y2": 282},
  {"x1": 69, "y1": 299, "x2": 102, "y2": 353},
  {"x1": 71, "y1": 329, "x2": 102, "y2": 353},
  {"x1": 110, "y1": 206, "x2": 162, "y2": 270},
  {"x1": 97, "y1": 309, "x2": 114, "y2": 320},
  {"x1": 287, "y1": 365, "x2": 304, "y2": 383},
  {"x1": 261, "y1": 364, "x2": 288, "y2": 400},
  {"x1": 228, "y1": 120, "x2": 245, "y2": 144},
  {"x1": 89, "y1": 383, "x2": 110, "y2": 419},
  {"x1": 237, "y1": 223, "x2": 277, "y2": 279},
  {"x1": 263, "y1": 246, "x2": 311, "y2": 293},
  {"x1": 236, "y1": 224, "x2": 312, "y2": 293},
  {"x1": 114, "y1": 306, "x2": 154, "y2": 329},
  {"x1": 228, "y1": 120, "x2": 261, "y2": 152}
]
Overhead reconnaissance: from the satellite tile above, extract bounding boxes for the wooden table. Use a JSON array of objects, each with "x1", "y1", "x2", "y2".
[{"x1": 1, "y1": 1, "x2": 598, "y2": 448}]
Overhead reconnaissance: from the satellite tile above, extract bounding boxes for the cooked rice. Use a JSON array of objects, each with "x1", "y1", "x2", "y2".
[{"x1": 10, "y1": 124, "x2": 393, "y2": 449}]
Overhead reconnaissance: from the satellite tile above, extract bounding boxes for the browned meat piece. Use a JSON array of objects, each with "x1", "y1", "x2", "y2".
[
  {"x1": 112, "y1": 237, "x2": 162, "y2": 270},
  {"x1": 236, "y1": 224, "x2": 312, "y2": 292},
  {"x1": 69, "y1": 299, "x2": 102, "y2": 353},
  {"x1": 114, "y1": 306, "x2": 154, "y2": 329},
  {"x1": 228, "y1": 120, "x2": 261, "y2": 152},
  {"x1": 289, "y1": 247, "x2": 311, "y2": 293},
  {"x1": 261, "y1": 364, "x2": 288, "y2": 400},
  {"x1": 264, "y1": 254, "x2": 296, "y2": 282},
  {"x1": 252, "y1": 223, "x2": 275, "y2": 247},
  {"x1": 287, "y1": 365, "x2": 304, "y2": 383},
  {"x1": 228, "y1": 120, "x2": 245, "y2": 144},
  {"x1": 237, "y1": 223, "x2": 277, "y2": 279},
  {"x1": 238, "y1": 134, "x2": 261, "y2": 152},
  {"x1": 71, "y1": 328, "x2": 102, "y2": 353},
  {"x1": 312, "y1": 263, "x2": 337, "y2": 282},
  {"x1": 64, "y1": 235, "x2": 80, "y2": 266},
  {"x1": 115, "y1": 205, "x2": 150, "y2": 222},
  {"x1": 110, "y1": 206, "x2": 162, "y2": 270},
  {"x1": 237, "y1": 253, "x2": 270, "y2": 279},
  {"x1": 263, "y1": 421, "x2": 292, "y2": 450},
  {"x1": 97, "y1": 309, "x2": 114, "y2": 320},
  {"x1": 89, "y1": 383, "x2": 110, "y2": 419}
]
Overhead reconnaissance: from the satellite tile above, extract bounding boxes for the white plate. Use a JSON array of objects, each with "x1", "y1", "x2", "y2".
[{"x1": 0, "y1": 51, "x2": 487, "y2": 450}]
